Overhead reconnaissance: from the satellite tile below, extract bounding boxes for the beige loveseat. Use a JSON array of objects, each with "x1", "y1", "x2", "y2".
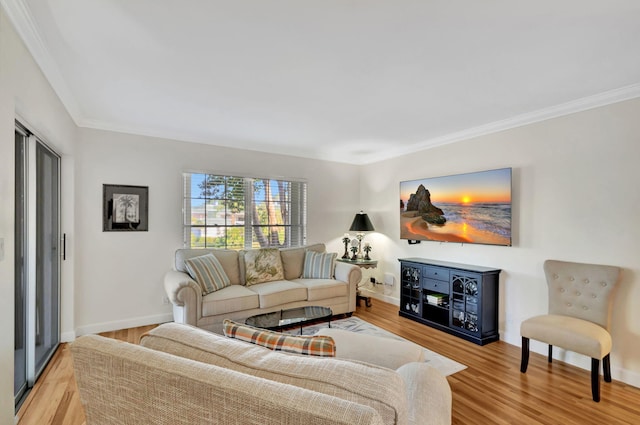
[
  {"x1": 164, "y1": 243, "x2": 362, "y2": 331},
  {"x1": 72, "y1": 323, "x2": 452, "y2": 425}
]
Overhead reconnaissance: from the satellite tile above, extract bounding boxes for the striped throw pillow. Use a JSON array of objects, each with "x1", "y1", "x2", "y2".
[
  {"x1": 223, "y1": 320, "x2": 336, "y2": 357},
  {"x1": 301, "y1": 251, "x2": 336, "y2": 279},
  {"x1": 184, "y1": 253, "x2": 231, "y2": 295}
]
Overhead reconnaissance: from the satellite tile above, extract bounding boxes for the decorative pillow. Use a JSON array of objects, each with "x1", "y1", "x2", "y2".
[
  {"x1": 301, "y1": 251, "x2": 337, "y2": 279},
  {"x1": 184, "y1": 253, "x2": 231, "y2": 295},
  {"x1": 223, "y1": 320, "x2": 336, "y2": 357},
  {"x1": 243, "y1": 248, "x2": 284, "y2": 286}
]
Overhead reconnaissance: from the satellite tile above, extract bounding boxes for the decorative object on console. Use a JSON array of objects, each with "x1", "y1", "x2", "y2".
[
  {"x1": 349, "y1": 210, "x2": 375, "y2": 258},
  {"x1": 363, "y1": 243, "x2": 372, "y2": 261},
  {"x1": 341, "y1": 233, "x2": 350, "y2": 259},
  {"x1": 350, "y1": 239, "x2": 358, "y2": 260}
]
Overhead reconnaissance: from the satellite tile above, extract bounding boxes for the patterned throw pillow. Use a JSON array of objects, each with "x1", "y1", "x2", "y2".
[
  {"x1": 243, "y1": 248, "x2": 284, "y2": 286},
  {"x1": 301, "y1": 251, "x2": 337, "y2": 279},
  {"x1": 223, "y1": 320, "x2": 336, "y2": 357},
  {"x1": 184, "y1": 253, "x2": 231, "y2": 295}
]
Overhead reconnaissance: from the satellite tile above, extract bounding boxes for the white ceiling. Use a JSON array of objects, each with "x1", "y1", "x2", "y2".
[{"x1": 4, "y1": 0, "x2": 640, "y2": 164}]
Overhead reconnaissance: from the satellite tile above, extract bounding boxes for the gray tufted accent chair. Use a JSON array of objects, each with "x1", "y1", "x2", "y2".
[{"x1": 520, "y1": 259, "x2": 621, "y2": 402}]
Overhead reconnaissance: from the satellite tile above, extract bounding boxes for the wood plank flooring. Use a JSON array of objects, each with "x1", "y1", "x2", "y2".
[{"x1": 16, "y1": 301, "x2": 640, "y2": 424}]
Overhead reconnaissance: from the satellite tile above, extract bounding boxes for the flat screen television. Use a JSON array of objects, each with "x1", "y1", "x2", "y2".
[{"x1": 400, "y1": 168, "x2": 512, "y2": 246}]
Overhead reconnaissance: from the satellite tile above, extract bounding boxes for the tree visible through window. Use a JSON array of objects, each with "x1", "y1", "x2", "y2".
[{"x1": 183, "y1": 173, "x2": 306, "y2": 249}]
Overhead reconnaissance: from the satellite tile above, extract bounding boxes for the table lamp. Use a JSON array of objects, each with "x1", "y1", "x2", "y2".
[{"x1": 349, "y1": 211, "x2": 375, "y2": 259}]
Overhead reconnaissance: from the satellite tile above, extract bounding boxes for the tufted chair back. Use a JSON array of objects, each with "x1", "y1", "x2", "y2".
[{"x1": 544, "y1": 260, "x2": 620, "y2": 330}]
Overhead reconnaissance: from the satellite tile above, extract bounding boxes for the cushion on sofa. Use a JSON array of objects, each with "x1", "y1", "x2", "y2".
[
  {"x1": 247, "y1": 280, "x2": 308, "y2": 308},
  {"x1": 295, "y1": 278, "x2": 349, "y2": 301},
  {"x1": 184, "y1": 253, "x2": 231, "y2": 295},
  {"x1": 141, "y1": 323, "x2": 408, "y2": 425},
  {"x1": 243, "y1": 248, "x2": 285, "y2": 285},
  {"x1": 280, "y1": 243, "x2": 326, "y2": 280},
  {"x1": 301, "y1": 251, "x2": 337, "y2": 279},
  {"x1": 223, "y1": 320, "x2": 336, "y2": 357},
  {"x1": 201, "y1": 285, "x2": 260, "y2": 316},
  {"x1": 175, "y1": 249, "x2": 241, "y2": 285},
  {"x1": 314, "y1": 328, "x2": 425, "y2": 370}
]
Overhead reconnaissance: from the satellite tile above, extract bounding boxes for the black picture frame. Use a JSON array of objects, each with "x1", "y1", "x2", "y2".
[{"x1": 103, "y1": 184, "x2": 149, "y2": 231}]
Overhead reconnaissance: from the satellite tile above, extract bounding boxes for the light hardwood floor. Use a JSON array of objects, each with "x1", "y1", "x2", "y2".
[{"x1": 16, "y1": 300, "x2": 640, "y2": 425}]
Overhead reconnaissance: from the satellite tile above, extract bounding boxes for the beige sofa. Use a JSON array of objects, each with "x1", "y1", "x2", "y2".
[
  {"x1": 72, "y1": 322, "x2": 452, "y2": 425},
  {"x1": 164, "y1": 243, "x2": 362, "y2": 331}
]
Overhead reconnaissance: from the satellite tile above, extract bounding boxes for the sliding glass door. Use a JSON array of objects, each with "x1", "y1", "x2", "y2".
[
  {"x1": 14, "y1": 128, "x2": 27, "y2": 405},
  {"x1": 14, "y1": 122, "x2": 61, "y2": 409}
]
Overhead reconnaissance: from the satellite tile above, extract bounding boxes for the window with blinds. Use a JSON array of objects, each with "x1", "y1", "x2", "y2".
[{"x1": 183, "y1": 173, "x2": 307, "y2": 249}]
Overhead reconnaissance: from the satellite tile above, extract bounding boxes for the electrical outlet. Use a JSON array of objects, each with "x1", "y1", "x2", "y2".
[{"x1": 162, "y1": 296, "x2": 171, "y2": 305}]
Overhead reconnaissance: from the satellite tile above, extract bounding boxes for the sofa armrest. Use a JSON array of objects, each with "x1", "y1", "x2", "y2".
[
  {"x1": 164, "y1": 270, "x2": 202, "y2": 326},
  {"x1": 314, "y1": 328, "x2": 424, "y2": 370},
  {"x1": 164, "y1": 270, "x2": 200, "y2": 304},
  {"x1": 396, "y1": 362, "x2": 452, "y2": 425},
  {"x1": 335, "y1": 261, "x2": 362, "y2": 287},
  {"x1": 335, "y1": 261, "x2": 362, "y2": 313}
]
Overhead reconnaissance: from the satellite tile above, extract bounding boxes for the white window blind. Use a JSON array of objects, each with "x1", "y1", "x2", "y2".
[{"x1": 183, "y1": 173, "x2": 307, "y2": 249}]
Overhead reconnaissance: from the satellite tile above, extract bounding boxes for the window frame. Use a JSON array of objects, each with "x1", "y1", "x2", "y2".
[{"x1": 183, "y1": 172, "x2": 307, "y2": 250}]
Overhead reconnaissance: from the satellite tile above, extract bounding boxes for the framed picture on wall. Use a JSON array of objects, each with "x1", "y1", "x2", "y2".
[{"x1": 103, "y1": 184, "x2": 149, "y2": 231}]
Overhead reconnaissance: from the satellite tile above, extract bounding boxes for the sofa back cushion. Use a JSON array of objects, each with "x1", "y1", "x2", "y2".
[
  {"x1": 175, "y1": 249, "x2": 241, "y2": 285},
  {"x1": 280, "y1": 243, "x2": 326, "y2": 280},
  {"x1": 72, "y1": 334, "x2": 384, "y2": 425},
  {"x1": 141, "y1": 323, "x2": 408, "y2": 425}
]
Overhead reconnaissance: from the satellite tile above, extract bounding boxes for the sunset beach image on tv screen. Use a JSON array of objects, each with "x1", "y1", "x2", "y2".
[{"x1": 400, "y1": 168, "x2": 512, "y2": 246}]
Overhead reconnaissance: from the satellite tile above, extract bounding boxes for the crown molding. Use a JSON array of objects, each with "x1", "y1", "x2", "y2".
[
  {"x1": 1, "y1": 0, "x2": 82, "y2": 124},
  {"x1": 82, "y1": 83, "x2": 640, "y2": 166},
  {"x1": 358, "y1": 83, "x2": 640, "y2": 165},
  {"x1": 3, "y1": 0, "x2": 639, "y2": 165},
  {"x1": 78, "y1": 116, "x2": 350, "y2": 164}
]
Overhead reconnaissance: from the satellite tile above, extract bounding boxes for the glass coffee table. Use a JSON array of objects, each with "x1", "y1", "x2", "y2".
[{"x1": 245, "y1": 306, "x2": 332, "y2": 333}]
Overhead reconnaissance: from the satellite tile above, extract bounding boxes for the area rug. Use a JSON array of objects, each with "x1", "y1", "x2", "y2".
[{"x1": 287, "y1": 316, "x2": 467, "y2": 376}]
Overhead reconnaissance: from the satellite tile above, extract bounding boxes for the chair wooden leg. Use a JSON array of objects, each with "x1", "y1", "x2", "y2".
[
  {"x1": 591, "y1": 358, "x2": 601, "y2": 402},
  {"x1": 520, "y1": 337, "x2": 530, "y2": 373},
  {"x1": 603, "y1": 354, "x2": 612, "y2": 382},
  {"x1": 548, "y1": 345, "x2": 553, "y2": 363}
]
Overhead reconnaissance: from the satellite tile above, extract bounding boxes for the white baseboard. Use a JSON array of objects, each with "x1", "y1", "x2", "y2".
[
  {"x1": 61, "y1": 330, "x2": 76, "y2": 343},
  {"x1": 368, "y1": 292, "x2": 399, "y2": 306},
  {"x1": 74, "y1": 313, "x2": 174, "y2": 338},
  {"x1": 613, "y1": 365, "x2": 640, "y2": 389}
]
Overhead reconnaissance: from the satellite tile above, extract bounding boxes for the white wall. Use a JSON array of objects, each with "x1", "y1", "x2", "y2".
[
  {"x1": 73, "y1": 128, "x2": 361, "y2": 334},
  {"x1": 2, "y1": 10, "x2": 640, "y2": 424},
  {"x1": 0, "y1": 8, "x2": 77, "y2": 424},
  {"x1": 359, "y1": 98, "x2": 640, "y2": 386}
]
